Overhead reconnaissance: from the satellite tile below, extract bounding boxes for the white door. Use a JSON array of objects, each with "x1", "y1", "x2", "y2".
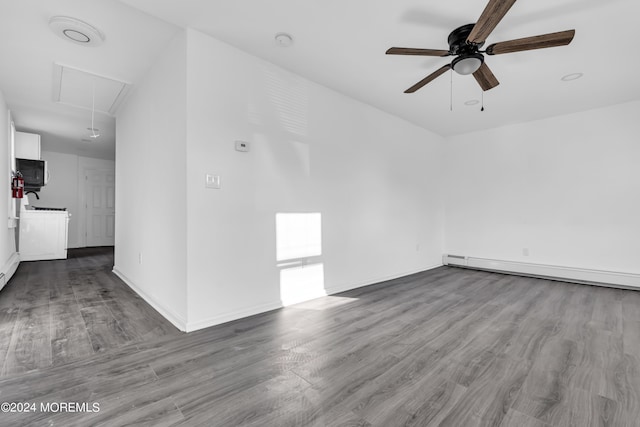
[{"x1": 85, "y1": 169, "x2": 115, "y2": 247}]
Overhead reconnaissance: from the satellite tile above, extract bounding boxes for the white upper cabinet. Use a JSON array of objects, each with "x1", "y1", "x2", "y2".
[{"x1": 15, "y1": 131, "x2": 41, "y2": 160}]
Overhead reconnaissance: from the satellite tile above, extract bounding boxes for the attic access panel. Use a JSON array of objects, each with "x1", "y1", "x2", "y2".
[{"x1": 53, "y1": 63, "x2": 131, "y2": 116}]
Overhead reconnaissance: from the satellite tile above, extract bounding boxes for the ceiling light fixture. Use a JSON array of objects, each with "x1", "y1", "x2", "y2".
[
  {"x1": 452, "y1": 53, "x2": 484, "y2": 75},
  {"x1": 49, "y1": 16, "x2": 105, "y2": 47},
  {"x1": 561, "y1": 72, "x2": 583, "y2": 81},
  {"x1": 275, "y1": 33, "x2": 293, "y2": 47}
]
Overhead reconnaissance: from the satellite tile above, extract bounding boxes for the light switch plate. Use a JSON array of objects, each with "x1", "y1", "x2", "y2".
[{"x1": 205, "y1": 174, "x2": 221, "y2": 189}]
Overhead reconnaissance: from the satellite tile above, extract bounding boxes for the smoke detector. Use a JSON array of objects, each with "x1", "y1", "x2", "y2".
[
  {"x1": 561, "y1": 72, "x2": 583, "y2": 82},
  {"x1": 49, "y1": 16, "x2": 105, "y2": 47},
  {"x1": 274, "y1": 33, "x2": 293, "y2": 47}
]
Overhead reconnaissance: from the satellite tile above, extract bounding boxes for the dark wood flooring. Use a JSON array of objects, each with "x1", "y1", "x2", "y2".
[
  {"x1": 1, "y1": 250, "x2": 639, "y2": 426},
  {"x1": 0, "y1": 247, "x2": 180, "y2": 377}
]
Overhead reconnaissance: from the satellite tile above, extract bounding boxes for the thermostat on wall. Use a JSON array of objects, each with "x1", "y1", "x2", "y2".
[{"x1": 235, "y1": 141, "x2": 250, "y2": 152}]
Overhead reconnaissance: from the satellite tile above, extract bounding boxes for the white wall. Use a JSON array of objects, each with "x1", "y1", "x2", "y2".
[
  {"x1": 37, "y1": 151, "x2": 114, "y2": 248},
  {"x1": 114, "y1": 32, "x2": 188, "y2": 329},
  {"x1": 110, "y1": 28, "x2": 640, "y2": 332},
  {"x1": 444, "y1": 100, "x2": 640, "y2": 275},
  {"x1": 184, "y1": 29, "x2": 445, "y2": 330},
  {"x1": 0, "y1": 90, "x2": 18, "y2": 286}
]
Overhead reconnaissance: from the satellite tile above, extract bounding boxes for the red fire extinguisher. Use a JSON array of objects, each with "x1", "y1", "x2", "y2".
[{"x1": 11, "y1": 172, "x2": 24, "y2": 199}]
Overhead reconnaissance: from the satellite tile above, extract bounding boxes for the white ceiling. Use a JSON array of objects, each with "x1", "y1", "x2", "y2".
[
  {"x1": 1, "y1": 0, "x2": 639, "y2": 160},
  {"x1": 120, "y1": 0, "x2": 640, "y2": 136},
  {"x1": 0, "y1": 0, "x2": 179, "y2": 160}
]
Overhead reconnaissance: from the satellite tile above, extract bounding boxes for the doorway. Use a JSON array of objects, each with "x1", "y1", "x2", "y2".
[{"x1": 84, "y1": 168, "x2": 115, "y2": 247}]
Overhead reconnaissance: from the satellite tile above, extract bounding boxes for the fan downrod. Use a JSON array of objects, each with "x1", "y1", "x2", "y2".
[{"x1": 447, "y1": 24, "x2": 484, "y2": 55}]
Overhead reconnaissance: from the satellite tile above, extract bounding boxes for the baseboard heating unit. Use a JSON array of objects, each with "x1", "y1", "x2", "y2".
[
  {"x1": 442, "y1": 254, "x2": 640, "y2": 290},
  {"x1": 0, "y1": 253, "x2": 20, "y2": 293}
]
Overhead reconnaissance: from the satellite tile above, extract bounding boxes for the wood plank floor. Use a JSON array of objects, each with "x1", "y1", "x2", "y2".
[
  {"x1": 1, "y1": 250, "x2": 639, "y2": 426},
  {"x1": 0, "y1": 247, "x2": 181, "y2": 376}
]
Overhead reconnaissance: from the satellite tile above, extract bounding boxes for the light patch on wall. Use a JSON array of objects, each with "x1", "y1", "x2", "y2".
[
  {"x1": 276, "y1": 213, "x2": 322, "y2": 261},
  {"x1": 279, "y1": 263, "x2": 325, "y2": 306},
  {"x1": 263, "y1": 66, "x2": 309, "y2": 136},
  {"x1": 276, "y1": 213, "x2": 324, "y2": 306}
]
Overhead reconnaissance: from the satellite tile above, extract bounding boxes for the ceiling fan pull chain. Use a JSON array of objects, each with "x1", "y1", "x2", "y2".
[
  {"x1": 481, "y1": 89, "x2": 485, "y2": 112},
  {"x1": 450, "y1": 69, "x2": 454, "y2": 111}
]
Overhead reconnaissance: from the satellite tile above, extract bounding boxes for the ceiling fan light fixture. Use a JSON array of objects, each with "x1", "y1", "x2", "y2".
[
  {"x1": 452, "y1": 54, "x2": 484, "y2": 75},
  {"x1": 387, "y1": 0, "x2": 575, "y2": 93}
]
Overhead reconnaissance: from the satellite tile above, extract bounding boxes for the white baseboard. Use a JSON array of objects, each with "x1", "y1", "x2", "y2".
[
  {"x1": 112, "y1": 268, "x2": 188, "y2": 331},
  {"x1": 443, "y1": 254, "x2": 640, "y2": 289},
  {"x1": 113, "y1": 262, "x2": 444, "y2": 334},
  {"x1": 186, "y1": 300, "x2": 284, "y2": 332},
  {"x1": 0, "y1": 252, "x2": 20, "y2": 292},
  {"x1": 324, "y1": 263, "x2": 444, "y2": 295}
]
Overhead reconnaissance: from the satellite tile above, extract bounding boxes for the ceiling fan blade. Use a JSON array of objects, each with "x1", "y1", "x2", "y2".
[
  {"x1": 386, "y1": 47, "x2": 450, "y2": 57},
  {"x1": 467, "y1": 0, "x2": 517, "y2": 44},
  {"x1": 486, "y1": 29, "x2": 575, "y2": 55},
  {"x1": 473, "y1": 63, "x2": 500, "y2": 91},
  {"x1": 404, "y1": 64, "x2": 451, "y2": 93}
]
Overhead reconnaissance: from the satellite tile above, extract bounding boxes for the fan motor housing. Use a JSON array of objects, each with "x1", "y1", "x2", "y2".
[{"x1": 448, "y1": 24, "x2": 484, "y2": 55}]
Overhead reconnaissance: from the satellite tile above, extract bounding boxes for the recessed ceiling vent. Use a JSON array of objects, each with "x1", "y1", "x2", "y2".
[{"x1": 49, "y1": 16, "x2": 105, "y2": 47}]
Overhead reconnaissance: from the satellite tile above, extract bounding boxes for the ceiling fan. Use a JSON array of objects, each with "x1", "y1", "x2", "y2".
[{"x1": 387, "y1": 0, "x2": 575, "y2": 93}]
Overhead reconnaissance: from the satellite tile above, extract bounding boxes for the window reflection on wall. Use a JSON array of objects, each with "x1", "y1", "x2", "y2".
[
  {"x1": 276, "y1": 212, "x2": 322, "y2": 261},
  {"x1": 279, "y1": 263, "x2": 325, "y2": 307},
  {"x1": 276, "y1": 213, "x2": 325, "y2": 306}
]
